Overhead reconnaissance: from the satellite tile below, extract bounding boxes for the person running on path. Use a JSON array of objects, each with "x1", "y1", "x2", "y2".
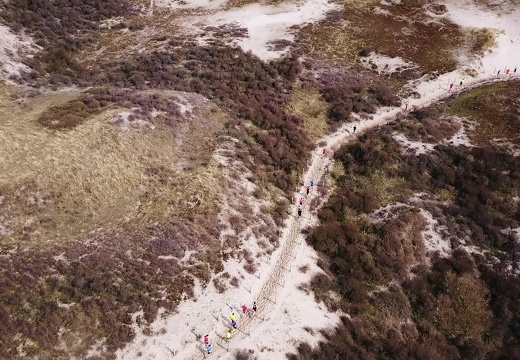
[
  {"x1": 231, "y1": 320, "x2": 237, "y2": 331},
  {"x1": 299, "y1": 197, "x2": 304, "y2": 206},
  {"x1": 230, "y1": 313, "x2": 236, "y2": 322},
  {"x1": 206, "y1": 344, "x2": 212, "y2": 354},
  {"x1": 252, "y1": 302, "x2": 257, "y2": 313},
  {"x1": 310, "y1": 180, "x2": 314, "y2": 188},
  {"x1": 204, "y1": 335, "x2": 209, "y2": 345},
  {"x1": 322, "y1": 148, "x2": 327, "y2": 156},
  {"x1": 506, "y1": 69, "x2": 510, "y2": 75},
  {"x1": 514, "y1": 67, "x2": 517, "y2": 74},
  {"x1": 226, "y1": 332, "x2": 232, "y2": 342},
  {"x1": 497, "y1": 69, "x2": 501, "y2": 75},
  {"x1": 297, "y1": 207, "x2": 302, "y2": 217},
  {"x1": 405, "y1": 102, "x2": 408, "y2": 110},
  {"x1": 241, "y1": 304, "x2": 248, "y2": 314},
  {"x1": 449, "y1": 83, "x2": 454, "y2": 91},
  {"x1": 306, "y1": 187, "x2": 310, "y2": 195},
  {"x1": 353, "y1": 125, "x2": 357, "y2": 133},
  {"x1": 459, "y1": 79, "x2": 464, "y2": 86}
]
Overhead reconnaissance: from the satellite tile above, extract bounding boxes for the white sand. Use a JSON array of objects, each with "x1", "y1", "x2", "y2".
[
  {"x1": 0, "y1": 25, "x2": 39, "y2": 83},
  {"x1": 360, "y1": 52, "x2": 418, "y2": 75},
  {"x1": 163, "y1": 0, "x2": 341, "y2": 60},
  {"x1": 409, "y1": 0, "x2": 520, "y2": 100},
  {"x1": 116, "y1": 72, "x2": 518, "y2": 358},
  {"x1": 393, "y1": 132, "x2": 436, "y2": 155},
  {"x1": 420, "y1": 209, "x2": 451, "y2": 259},
  {"x1": 442, "y1": 0, "x2": 520, "y2": 74},
  {"x1": 156, "y1": 0, "x2": 228, "y2": 10},
  {"x1": 393, "y1": 116, "x2": 474, "y2": 154},
  {"x1": 442, "y1": 117, "x2": 474, "y2": 147}
]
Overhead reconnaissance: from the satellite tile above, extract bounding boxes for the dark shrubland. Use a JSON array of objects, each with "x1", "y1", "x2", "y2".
[
  {"x1": 291, "y1": 99, "x2": 520, "y2": 358},
  {"x1": 317, "y1": 71, "x2": 401, "y2": 125},
  {"x1": 0, "y1": 0, "x2": 134, "y2": 81}
]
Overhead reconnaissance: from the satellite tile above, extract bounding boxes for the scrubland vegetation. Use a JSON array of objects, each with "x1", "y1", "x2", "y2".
[
  {"x1": 290, "y1": 81, "x2": 520, "y2": 359},
  {"x1": 1, "y1": 0, "x2": 518, "y2": 358},
  {"x1": 0, "y1": 0, "x2": 403, "y2": 357},
  {"x1": 0, "y1": 0, "x2": 134, "y2": 83}
]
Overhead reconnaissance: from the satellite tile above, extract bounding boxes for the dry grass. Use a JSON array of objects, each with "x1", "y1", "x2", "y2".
[
  {"x1": 330, "y1": 160, "x2": 345, "y2": 180},
  {"x1": 445, "y1": 80, "x2": 520, "y2": 146},
  {"x1": 352, "y1": 169, "x2": 410, "y2": 208},
  {"x1": 397, "y1": 116, "x2": 462, "y2": 144},
  {"x1": 0, "y1": 86, "x2": 227, "y2": 248},
  {"x1": 287, "y1": 86, "x2": 328, "y2": 142},
  {"x1": 298, "y1": 0, "x2": 463, "y2": 74},
  {"x1": 466, "y1": 27, "x2": 499, "y2": 55}
]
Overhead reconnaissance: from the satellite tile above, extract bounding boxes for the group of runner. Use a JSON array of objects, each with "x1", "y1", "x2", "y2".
[
  {"x1": 496, "y1": 67, "x2": 517, "y2": 76},
  {"x1": 297, "y1": 147, "x2": 331, "y2": 217},
  {"x1": 203, "y1": 148, "x2": 330, "y2": 355},
  {"x1": 298, "y1": 178, "x2": 317, "y2": 218},
  {"x1": 203, "y1": 302, "x2": 258, "y2": 354},
  {"x1": 448, "y1": 78, "x2": 466, "y2": 92}
]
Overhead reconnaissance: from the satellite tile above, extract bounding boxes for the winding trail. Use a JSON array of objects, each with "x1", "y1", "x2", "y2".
[
  {"x1": 114, "y1": 72, "x2": 518, "y2": 360},
  {"x1": 186, "y1": 73, "x2": 519, "y2": 359}
]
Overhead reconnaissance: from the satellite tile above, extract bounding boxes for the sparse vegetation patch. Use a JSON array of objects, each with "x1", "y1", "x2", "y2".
[
  {"x1": 445, "y1": 80, "x2": 520, "y2": 145},
  {"x1": 297, "y1": 1, "x2": 463, "y2": 74}
]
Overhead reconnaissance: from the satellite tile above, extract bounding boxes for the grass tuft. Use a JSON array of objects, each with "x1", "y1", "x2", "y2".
[
  {"x1": 288, "y1": 86, "x2": 328, "y2": 142},
  {"x1": 445, "y1": 80, "x2": 520, "y2": 145}
]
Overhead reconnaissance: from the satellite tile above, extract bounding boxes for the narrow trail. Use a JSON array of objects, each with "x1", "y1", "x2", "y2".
[
  {"x1": 186, "y1": 73, "x2": 520, "y2": 359},
  {"x1": 107, "y1": 73, "x2": 520, "y2": 360}
]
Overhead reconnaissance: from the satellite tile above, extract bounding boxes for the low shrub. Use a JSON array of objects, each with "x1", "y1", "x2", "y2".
[
  {"x1": 37, "y1": 99, "x2": 102, "y2": 130},
  {"x1": 1, "y1": 0, "x2": 134, "y2": 78},
  {"x1": 294, "y1": 109, "x2": 520, "y2": 358}
]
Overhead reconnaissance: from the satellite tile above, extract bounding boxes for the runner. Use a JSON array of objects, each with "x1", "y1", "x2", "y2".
[
  {"x1": 322, "y1": 148, "x2": 327, "y2": 156},
  {"x1": 252, "y1": 301, "x2": 257, "y2": 313},
  {"x1": 297, "y1": 208, "x2": 302, "y2": 217},
  {"x1": 204, "y1": 335, "x2": 209, "y2": 345},
  {"x1": 306, "y1": 187, "x2": 310, "y2": 195},
  {"x1": 353, "y1": 125, "x2": 357, "y2": 133},
  {"x1": 241, "y1": 304, "x2": 248, "y2": 314},
  {"x1": 449, "y1": 83, "x2": 454, "y2": 91},
  {"x1": 206, "y1": 344, "x2": 213, "y2": 354},
  {"x1": 299, "y1": 198, "x2": 304, "y2": 206},
  {"x1": 230, "y1": 313, "x2": 236, "y2": 322},
  {"x1": 226, "y1": 332, "x2": 232, "y2": 342},
  {"x1": 231, "y1": 320, "x2": 237, "y2": 331}
]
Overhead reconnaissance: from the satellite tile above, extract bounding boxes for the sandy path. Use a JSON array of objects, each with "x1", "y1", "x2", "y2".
[
  {"x1": 187, "y1": 72, "x2": 519, "y2": 359},
  {"x1": 149, "y1": 0, "x2": 154, "y2": 16}
]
